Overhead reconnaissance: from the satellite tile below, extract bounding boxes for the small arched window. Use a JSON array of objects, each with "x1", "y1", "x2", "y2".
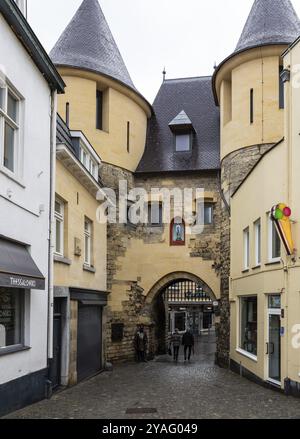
[{"x1": 170, "y1": 217, "x2": 185, "y2": 246}]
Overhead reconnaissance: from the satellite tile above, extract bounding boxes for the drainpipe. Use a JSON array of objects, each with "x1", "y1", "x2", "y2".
[{"x1": 46, "y1": 89, "x2": 57, "y2": 396}]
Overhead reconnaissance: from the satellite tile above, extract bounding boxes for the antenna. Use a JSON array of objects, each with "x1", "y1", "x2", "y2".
[{"x1": 162, "y1": 67, "x2": 166, "y2": 82}]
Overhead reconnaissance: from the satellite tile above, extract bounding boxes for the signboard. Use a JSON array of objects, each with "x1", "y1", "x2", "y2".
[{"x1": 0, "y1": 273, "x2": 45, "y2": 290}]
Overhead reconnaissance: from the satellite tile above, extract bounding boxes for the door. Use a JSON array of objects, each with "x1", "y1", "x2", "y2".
[
  {"x1": 267, "y1": 295, "x2": 281, "y2": 385},
  {"x1": 50, "y1": 299, "x2": 62, "y2": 390},
  {"x1": 174, "y1": 311, "x2": 186, "y2": 332},
  {"x1": 77, "y1": 304, "x2": 102, "y2": 382}
]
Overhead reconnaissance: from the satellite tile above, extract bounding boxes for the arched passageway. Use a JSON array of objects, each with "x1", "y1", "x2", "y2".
[{"x1": 148, "y1": 272, "x2": 218, "y2": 355}]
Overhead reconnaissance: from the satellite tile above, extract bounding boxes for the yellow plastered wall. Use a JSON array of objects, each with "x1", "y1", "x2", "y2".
[
  {"x1": 109, "y1": 236, "x2": 220, "y2": 313},
  {"x1": 217, "y1": 46, "x2": 285, "y2": 160},
  {"x1": 54, "y1": 160, "x2": 107, "y2": 291},
  {"x1": 284, "y1": 41, "x2": 300, "y2": 384},
  {"x1": 230, "y1": 141, "x2": 289, "y2": 384},
  {"x1": 56, "y1": 68, "x2": 150, "y2": 172}
]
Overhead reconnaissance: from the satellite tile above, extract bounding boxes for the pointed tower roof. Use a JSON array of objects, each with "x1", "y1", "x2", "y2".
[
  {"x1": 235, "y1": 0, "x2": 300, "y2": 53},
  {"x1": 50, "y1": 0, "x2": 135, "y2": 91}
]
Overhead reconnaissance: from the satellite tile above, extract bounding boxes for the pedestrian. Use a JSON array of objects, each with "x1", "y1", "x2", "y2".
[
  {"x1": 170, "y1": 328, "x2": 181, "y2": 362},
  {"x1": 134, "y1": 325, "x2": 148, "y2": 362},
  {"x1": 182, "y1": 328, "x2": 194, "y2": 362}
]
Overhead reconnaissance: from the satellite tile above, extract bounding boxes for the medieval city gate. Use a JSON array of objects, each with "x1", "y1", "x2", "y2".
[{"x1": 147, "y1": 273, "x2": 218, "y2": 355}]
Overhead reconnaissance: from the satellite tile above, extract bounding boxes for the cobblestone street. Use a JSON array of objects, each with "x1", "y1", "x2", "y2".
[{"x1": 4, "y1": 334, "x2": 300, "y2": 419}]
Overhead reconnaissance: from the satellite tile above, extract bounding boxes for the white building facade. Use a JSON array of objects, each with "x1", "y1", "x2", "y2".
[{"x1": 0, "y1": 0, "x2": 64, "y2": 416}]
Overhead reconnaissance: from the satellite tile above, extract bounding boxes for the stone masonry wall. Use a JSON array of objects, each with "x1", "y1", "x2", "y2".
[
  {"x1": 100, "y1": 163, "x2": 222, "y2": 363},
  {"x1": 216, "y1": 143, "x2": 274, "y2": 368}
]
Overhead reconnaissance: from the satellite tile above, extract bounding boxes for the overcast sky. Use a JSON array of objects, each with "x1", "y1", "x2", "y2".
[{"x1": 28, "y1": 0, "x2": 300, "y2": 102}]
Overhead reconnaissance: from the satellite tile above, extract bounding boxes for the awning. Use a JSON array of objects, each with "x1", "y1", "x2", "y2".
[{"x1": 0, "y1": 237, "x2": 45, "y2": 290}]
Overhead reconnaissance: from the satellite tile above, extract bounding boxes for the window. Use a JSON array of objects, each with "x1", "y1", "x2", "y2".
[
  {"x1": 96, "y1": 90, "x2": 103, "y2": 130},
  {"x1": 127, "y1": 121, "x2": 130, "y2": 153},
  {"x1": 0, "y1": 288, "x2": 24, "y2": 350},
  {"x1": 80, "y1": 144, "x2": 98, "y2": 180},
  {"x1": 54, "y1": 198, "x2": 64, "y2": 256},
  {"x1": 250, "y1": 89, "x2": 254, "y2": 124},
  {"x1": 204, "y1": 203, "x2": 214, "y2": 225},
  {"x1": 148, "y1": 202, "x2": 163, "y2": 227},
  {"x1": 223, "y1": 78, "x2": 232, "y2": 126},
  {"x1": 84, "y1": 218, "x2": 92, "y2": 266},
  {"x1": 175, "y1": 133, "x2": 191, "y2": 152},
  {"x1": 269, "y1": 217, "x2": 281, "y2": 262},
  {"x1": 279, "y1": 65, "x2": 284, "y2": 109},
  {"x1": 170, "y1": 217, "x2": 185, "y2": 246},
  {"x1": 243, "y1": 227, "x2": 250, "y2": 270},
  {"x1": 254, "y1": 219, "x2": 261, "y2": 266},
  {"x1": 240, "y1": 296, "x2": 257, "y2": 356},
  {"x1": 0, "y1": 83, "x2": 21, "y2": 174}
]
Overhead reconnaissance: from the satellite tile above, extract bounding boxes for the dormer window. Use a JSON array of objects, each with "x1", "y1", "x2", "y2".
[
  {"x1": 80, "y1": 143, "x2": 98, "y2": 180},
  {"x1": 169, "y1": 110, "x2": 194, "y2": 153}
]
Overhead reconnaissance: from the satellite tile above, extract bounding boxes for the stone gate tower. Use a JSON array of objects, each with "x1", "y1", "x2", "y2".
[{"x1": 213, "y1": 0, "x2": 300, "y2": 366}]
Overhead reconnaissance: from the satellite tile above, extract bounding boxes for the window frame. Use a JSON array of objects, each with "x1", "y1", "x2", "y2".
[
  {"x1": 54, "y1": 198, "x2": 64, "y2": 257},
  {"x1": 174, "y1": 132, "x2": 192, "y2": 152},
  {"x1": 254, "y1": 219, "x2": 261, "y2": 267},
  {"x1": 0, "y1": 81, "x2": 22, "y2": 177},
  {"x1": 238, "y1": 295, "x2": 258, "y2": 359},
  {"x1": 243, "y1": 227, "x2": 250, "y2": 271},
  {"x1": 268, "y1": 216, "x2": 281, "y2": 263},
  {"x1": 84, "y1": 218, "x2": 92, "y2": 267},
  {"x1": 147, "y1": 202, "x2": 163, "y2": 227},
  {"x1": 80, "y1": 143, "x2": 98, "y2": 180}
]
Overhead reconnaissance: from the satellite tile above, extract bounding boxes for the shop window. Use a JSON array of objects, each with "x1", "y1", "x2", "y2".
[
  {"x1": 170, "y1": 217, "x2": 185, "y2": 246},
  {"x1": 54, "y1": 198, "x2": 64, "y2": 256},
  {"x1": 84, "y1": 218, "x2": 92, "y2": 266},
  {"x1": 0, "y1": 288, "x2": 24, "y2": 350},
  {"x1": 240, "y1": 296, "x2": 257, "y2": 356},
  {"x1": 268, "y1": 217, "x2": 281, "y2": 262},
  {"x1": 0, "y1": 81, "x2": 22, "y2": 175}
]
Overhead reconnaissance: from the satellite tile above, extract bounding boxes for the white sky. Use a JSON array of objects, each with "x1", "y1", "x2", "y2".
[{"x1": 28, "y1": 0, "x2": 300, "y2": 102}]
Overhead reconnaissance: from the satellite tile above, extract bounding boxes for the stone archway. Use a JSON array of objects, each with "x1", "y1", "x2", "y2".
[{"x1": 145, "y1": 272, "x2": 217, "y2": 355}]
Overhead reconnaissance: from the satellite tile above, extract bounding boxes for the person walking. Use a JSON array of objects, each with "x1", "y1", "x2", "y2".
[
  {"x1": 170, "y1": 328, "x2": 181, "y2": 362},
  {"x1": 134, "y1": 325, "x2": 148, "y2": 362},
  {"x1": 182, "y1": 328, "x2": 194, "y2": 362}
]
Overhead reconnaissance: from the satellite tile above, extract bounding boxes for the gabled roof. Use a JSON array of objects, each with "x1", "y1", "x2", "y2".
[
  {"x1": 50, "y1": 0, "x2": 135, "y2": 91},
  {"x1": 0, "y1": 0, "x2": 64, "y2": 93},
  {"x1": 235, "y1": 0, "x2": 300, "y2": 53},
  {"x1": 136, "y1": 77, "x2": 220, "y2": 174}
]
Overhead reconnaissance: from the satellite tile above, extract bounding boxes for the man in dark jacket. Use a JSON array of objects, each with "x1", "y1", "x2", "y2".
[
  {"x1": 182, "y1": 329, "x2": 194, "y2": 362},
  {"x1": 134, "y1": 325, "x2": 148, "y2": 362}
]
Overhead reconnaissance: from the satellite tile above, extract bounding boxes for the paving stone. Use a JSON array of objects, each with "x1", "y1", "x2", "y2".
[{"x1": 4, "y1": 334, "x2": 300, "y2": 419}]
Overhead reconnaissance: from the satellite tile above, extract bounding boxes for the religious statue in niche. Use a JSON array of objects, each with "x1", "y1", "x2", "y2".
[{"x1": 170, "y1": 217, "x2": 185, "y2": 246}]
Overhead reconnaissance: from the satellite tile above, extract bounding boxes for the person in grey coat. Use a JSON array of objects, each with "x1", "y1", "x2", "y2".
[{"x1": 170, "y1": 328, "x2": 181, "y2": 362}]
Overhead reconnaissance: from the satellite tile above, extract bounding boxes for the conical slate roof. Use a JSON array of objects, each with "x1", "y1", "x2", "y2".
[
  {"x1": 235, "y1": 0, "x2": 300, "y2": 53},
  {"x1": 50, "y1": 0, "x2": 135, "y2": 90}
]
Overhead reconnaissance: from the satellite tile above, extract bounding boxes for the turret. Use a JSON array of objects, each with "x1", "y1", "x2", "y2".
[
  {"x1": 50, "y1": 0, "x2": 151, "y2": 172},
  {"x1": 213, "y1": 0, "x2": 300, "y2": 165}
]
